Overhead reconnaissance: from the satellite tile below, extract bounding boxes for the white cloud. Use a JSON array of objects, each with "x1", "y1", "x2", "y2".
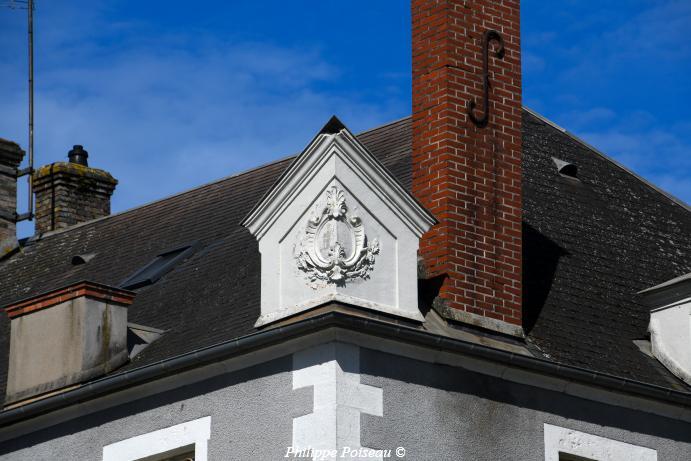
[
  {"x1": 1, "y1": 2, "x2": 408, "y2": 238},
  {"x1": 556, "y1": 1, "x2": 691, "y2": 82},
  {"x1": 523, "y1": 0, "x2": 691, "y2": 206}
]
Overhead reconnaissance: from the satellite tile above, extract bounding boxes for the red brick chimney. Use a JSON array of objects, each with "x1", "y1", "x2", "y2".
[{"x1": 412, "y1": 0, "x2": 523, "y2": 336}]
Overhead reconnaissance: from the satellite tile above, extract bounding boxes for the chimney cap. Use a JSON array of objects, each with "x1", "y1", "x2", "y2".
[
  {"x1": 68, "y1": 145, "x2": 89, "y2": 166},
  {"x1": 0, "y1": 138, "x2": 25, "y2": 167}
]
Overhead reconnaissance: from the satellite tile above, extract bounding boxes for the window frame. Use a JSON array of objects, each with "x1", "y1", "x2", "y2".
[
  {"x1": 544, "y1": 423, "x2": 657, "y2": 461},
  {"x1": 119, "y1": 242, "x2": 200, "y2": 290},
  {"x1": 102, "y1": 416, "x2": 211, "y2": 461}
]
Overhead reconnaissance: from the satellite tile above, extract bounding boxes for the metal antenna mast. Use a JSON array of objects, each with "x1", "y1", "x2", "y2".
[
  {"x1": 25, "y1": 0, "x2": 34, "y2": 220},
  {"x1": 2, "y1": 0, "x2": 35, "y2": 221}
]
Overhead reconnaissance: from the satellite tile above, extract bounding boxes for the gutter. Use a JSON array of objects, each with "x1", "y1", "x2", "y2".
[{"x1": 1, "y1": 311, "x2": 690, "y2": 428}]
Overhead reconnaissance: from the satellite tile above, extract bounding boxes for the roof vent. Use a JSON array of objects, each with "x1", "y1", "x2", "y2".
[
  {"x1": 120, "y1": 242, "x2": 199, "y2": 290},
  {"x1": 71, "y1": 252, "x2": 96, "y2": 265},
  {"x1": 551, "y1": 157, "x2": 578, "y2": 179},
  {"x1": 127, "y1": 322, "x2": 164, "y2": 358}
]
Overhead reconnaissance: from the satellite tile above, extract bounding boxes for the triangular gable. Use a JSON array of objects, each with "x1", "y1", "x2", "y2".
[
  {"x1": 242, "y1": 116, "x2": 435, "y2": 239},
  {"x1": 243, "y1": 116, "x2": 436, "y2": 327}
]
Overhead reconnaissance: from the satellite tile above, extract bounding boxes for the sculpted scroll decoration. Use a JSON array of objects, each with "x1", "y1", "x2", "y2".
[{"x1": 295, "y1": 185, "x2": 379, "y2": 287}]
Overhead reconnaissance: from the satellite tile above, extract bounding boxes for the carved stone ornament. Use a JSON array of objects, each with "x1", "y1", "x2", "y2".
[{"x1": 295, "y1": 185, "x2": 379, "y2": 287}]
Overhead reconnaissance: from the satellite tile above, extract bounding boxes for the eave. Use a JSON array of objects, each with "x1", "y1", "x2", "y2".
[{"x1": 1, "y1": 310, "x2": 690, "y2": 431}]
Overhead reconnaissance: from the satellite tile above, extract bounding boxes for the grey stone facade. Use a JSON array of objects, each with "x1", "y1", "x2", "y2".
[
  {"x1": 361, "y1": 348, "x2": 691, "y2": 460},
  {"x1": 1, "y1": 340, "x2": 688, "y2": 460},
  {"x1": 0, "y1": 357, "x2": 306, "y2": 461}
]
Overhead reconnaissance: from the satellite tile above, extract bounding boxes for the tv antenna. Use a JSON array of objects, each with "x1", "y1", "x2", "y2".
[{"x1": 2, "y1": 0, "x2": 35, "y2": 222}]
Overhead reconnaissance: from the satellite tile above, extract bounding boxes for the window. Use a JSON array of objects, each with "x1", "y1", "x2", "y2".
[
  {"x1": 137, "y1": 446, "x2": 194, "y2": 461},
  {"x1": 102, "y1": 416, "x2": 210, "y2": 461},
  {"x1": 544, "y1": 424, "x2": 657, "y2": 461},
  {"x1": 559, "y1": 453, "x2": 595, "y2": 461},
  {"x1": 139, "y1": 447, "x2": 194, "y2": 461},
  {"x1": 120, "y1": 243, "x2": 199, "y2": 290}
]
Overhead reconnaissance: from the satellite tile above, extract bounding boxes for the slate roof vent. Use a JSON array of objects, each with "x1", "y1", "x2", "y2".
[
  {"x1": 72, "y1": 252, "x2": 96, "y2": 265},
  {"x1": 127, "y1": 323, "x2": 164, "y2": 359},
  {"x1": 120, "y1": 242, "x2": 199, "y2": 290},
  {"x1": 551, "y1": 157, "x2": 578, "y2": 179}
]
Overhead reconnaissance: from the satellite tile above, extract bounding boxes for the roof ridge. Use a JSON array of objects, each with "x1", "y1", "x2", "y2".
[
  {"x1": 25, "y1": 119, "x2": 408, "y2": 243},
  {"x1": 356, "y1": 115, "x2": 411, "y2": 136},
  {"x1": 29, "y1": 154, "x2": 298, "y2": 242},
  {"x1": 523, "y1": 106, "x2": 691, "y2": 214},
  {"x1": 26, "y1": 109, "x2": 689, "y2": 244}
]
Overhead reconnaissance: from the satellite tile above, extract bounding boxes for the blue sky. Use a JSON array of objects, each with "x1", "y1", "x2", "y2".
[{"x1": 1, "y1": 1, "x2": 689, "y2": 237}]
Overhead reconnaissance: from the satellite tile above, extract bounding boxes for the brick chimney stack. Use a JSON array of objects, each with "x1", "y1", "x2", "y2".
[
  {"x1": 33, "y1": 145, "x2": 118, "y2": 234},
  {"x1": 0, "y1": 138, "x2": 25, "y2": 255},
  {"x1": 412, "y1": 0, "x2": 523, "y2": 336}
]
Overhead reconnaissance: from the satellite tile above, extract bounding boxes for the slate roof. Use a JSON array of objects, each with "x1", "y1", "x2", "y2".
[{"x1": 0, "y1": 110, "x2": 690, "y2": 404}]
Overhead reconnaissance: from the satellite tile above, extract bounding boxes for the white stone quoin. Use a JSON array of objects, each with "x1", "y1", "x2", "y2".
[
  {"x1": 242, "y1": 117, "x2": 436, "y2": 326},
  {"x1": 292, "y1": 343, "x2": 383, "y2": 461}
]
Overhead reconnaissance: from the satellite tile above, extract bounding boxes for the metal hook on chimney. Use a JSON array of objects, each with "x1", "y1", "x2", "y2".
[{"x1": 467, "y1": 29, "x2": 505, "y2": 128}]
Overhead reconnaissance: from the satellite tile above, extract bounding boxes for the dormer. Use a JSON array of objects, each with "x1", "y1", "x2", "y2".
[
  {"x1": 243, "y1": 116, "x2": 436, "y2": 327},
  {"x1": 639, "y1": 273, "x2": 691, "y2": 385}
]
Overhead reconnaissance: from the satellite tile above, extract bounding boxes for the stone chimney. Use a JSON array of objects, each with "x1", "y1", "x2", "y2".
[
  {"x1": 0, "y1": 138, "x2": 25, "y2": 255},
  {"x1": 412, "y1": 0, "x2": 523, "y2": 336},
  {"x1": 4, "y1": 281, "x2": 135, "y2": 405},
  {"x1": 33, "y1": 145, "x2": 118, "y2": 234}
]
